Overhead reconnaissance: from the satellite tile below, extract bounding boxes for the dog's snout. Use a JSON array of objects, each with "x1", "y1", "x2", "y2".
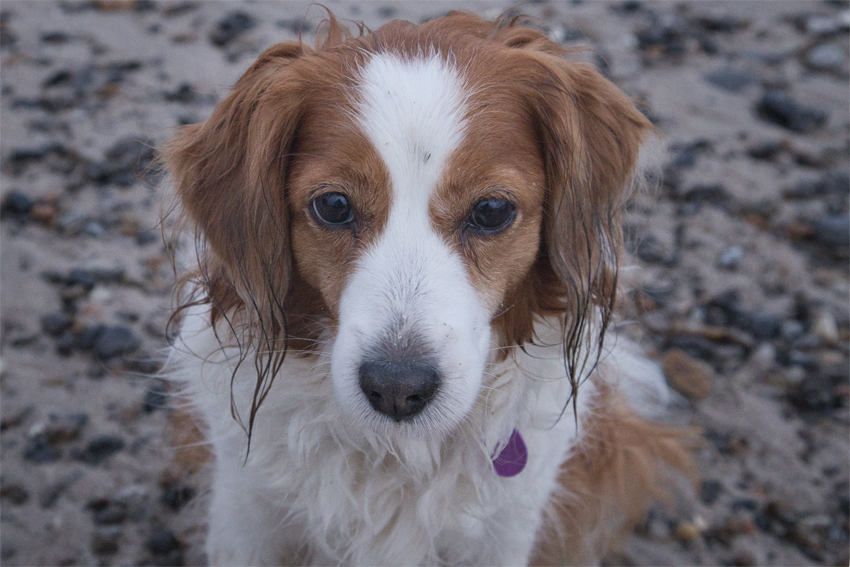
[{"x1": 358, "y1": 359, "x2": 440, "y2": 422}]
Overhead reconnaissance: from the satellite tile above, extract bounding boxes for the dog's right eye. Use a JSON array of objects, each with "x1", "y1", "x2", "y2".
[
  {"x1": 468, "y1": 197, "x2": 516, "y2": 234},
  {"x1": 311, "y1": 192, "x2": 354, "y2": 227}
]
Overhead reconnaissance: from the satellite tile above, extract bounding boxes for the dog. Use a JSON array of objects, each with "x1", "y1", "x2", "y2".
[{"x1": 163, "y1": 11, "x2": 696, "y2": 566}]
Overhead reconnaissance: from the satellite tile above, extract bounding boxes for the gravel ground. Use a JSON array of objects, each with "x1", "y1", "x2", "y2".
[{"x1": 1, "y1": 1, "x2": 848, "y2": 566}]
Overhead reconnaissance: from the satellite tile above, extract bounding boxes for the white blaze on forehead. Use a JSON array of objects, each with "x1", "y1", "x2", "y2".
[
  {"x1": 356, "y1": 52, "x2": 469, "y2": 215},
  {"x1": 330, "y1": 53, "x2": 489, "y2": 433},
  {"x1": 349, "y1": 52, "x2": 475, "y2": 330}
]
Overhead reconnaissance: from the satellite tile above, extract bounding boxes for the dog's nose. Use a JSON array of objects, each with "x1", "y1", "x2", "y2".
[{"x1": 358, "y1": 359, "x2": 440, "y2": 422}]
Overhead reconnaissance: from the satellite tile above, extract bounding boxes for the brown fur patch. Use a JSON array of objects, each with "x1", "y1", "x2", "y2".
[
  {"x1": 161, "y1": 406, "x2": 211, "y2": 483},
  {"x1": 531, "y1": 384, "x2": 700, "y2": 566}
]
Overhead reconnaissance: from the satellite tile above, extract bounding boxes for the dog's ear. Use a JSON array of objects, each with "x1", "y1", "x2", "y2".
[
  {"x1": 165, "y1": 42, "x2": 309, "y2": 324},
  {"x1": 509, "y1": 41, "x2": 653, "y2": 361},
  {"x1": 532, "y1": 55, "x2": 652, "y2": 311}
]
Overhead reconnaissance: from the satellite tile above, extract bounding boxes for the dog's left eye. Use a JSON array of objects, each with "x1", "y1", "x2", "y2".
[
  {"x1": 468, "y1": 198, "x2": 516, "y2": 233},
  {"x1": 311, "y1": 192, "x2": 354, "y2": 227}
]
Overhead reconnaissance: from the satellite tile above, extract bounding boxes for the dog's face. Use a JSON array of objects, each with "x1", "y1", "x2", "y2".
[
  {"x1": 167, "y1": 15, "x2": 651, "y2": 436},
  {"x1": 288, "y1": 54, "x2": 548, "y2": 432}
]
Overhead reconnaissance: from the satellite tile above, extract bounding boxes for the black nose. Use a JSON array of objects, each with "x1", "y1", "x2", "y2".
[{"x1": 358, "y1": 359, "x2": 440, "y2": 422}]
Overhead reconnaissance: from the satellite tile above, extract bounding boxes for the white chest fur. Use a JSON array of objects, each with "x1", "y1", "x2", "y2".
[{"x1": 170, "y1": 304, "x2": 597, "y2": 566}]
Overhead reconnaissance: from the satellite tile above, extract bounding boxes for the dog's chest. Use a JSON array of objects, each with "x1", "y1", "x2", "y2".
[{"x1": 180, "y1": 312, "x2": 586, "y2": 564}]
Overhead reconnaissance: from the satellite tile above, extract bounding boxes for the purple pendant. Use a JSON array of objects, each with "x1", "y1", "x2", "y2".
[{"x1": 492, "y1": 429, "x2": 527, "y2": 477}]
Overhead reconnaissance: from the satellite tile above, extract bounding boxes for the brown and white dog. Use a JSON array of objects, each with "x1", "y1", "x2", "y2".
[{"x1": 164, "y1": 11, "x2": 695, "y2": 566}]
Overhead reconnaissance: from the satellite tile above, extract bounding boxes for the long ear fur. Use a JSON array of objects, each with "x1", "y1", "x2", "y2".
[
  {"x1": 509, "y1": 37, "x2": 654, "y2": 406},
  {"x1": 165, "y1": 42, "x2": 308, "y2": 326},
  {"x1": 164, "y1": 13, "x2": 358, "y2": 444},
  {"x1": 541, "y1": 56, "x2": 651, "y2": 399},
  {"x1": 163, "y1": 41, "x2": 310, "y2": 440}
]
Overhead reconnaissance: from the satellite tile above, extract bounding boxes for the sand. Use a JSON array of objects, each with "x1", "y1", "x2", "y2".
[{"x1": 1, "y1": 1, "x2": 848, "y2": 565}]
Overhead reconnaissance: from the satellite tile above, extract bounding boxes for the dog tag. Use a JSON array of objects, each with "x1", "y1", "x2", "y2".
[{"x1": 492, "y1": 429, "x2": 527, "y2": 477}]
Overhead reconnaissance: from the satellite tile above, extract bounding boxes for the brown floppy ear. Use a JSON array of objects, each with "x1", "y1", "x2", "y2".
[
  {"x1": 164, "y1": 41, "x2": 309, "y2": 332},
  {"x1": 523, "y1": 48, "x2": 653, "y2": 378}
]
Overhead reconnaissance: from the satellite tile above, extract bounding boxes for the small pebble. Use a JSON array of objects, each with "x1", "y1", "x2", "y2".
[
  {"x1": 749, "y1": 313, "x2": 782, "y2": 340},
  {"x1": 64, "y1": 268, "x2": 97, "y2": 289},
  {"x1": 209, "y1": 11, "x2": 255, "y2": 47},
  {"x1": 813, "y1": 215, "x2": 850, "y2": 248},
  {"x1": 614, "y1": 1, "x2": 643, "y2": 14},
  {"x1": 29, "y1": 202, "x2": 59, "y2": 224},
  {"x1": 73, "y1": 324, "x2": 107, "y2": 351},
  {"x1": 781, "y1": 319, "x2": 805, "y2": 341},
  {"x1": 56, "y1": 331, "x2": 75, "y2": 356},
  {"x1": 136, "y1": 229, "x2": 158, "y2": 245},
  {"x1": 804, "y1": 43, "x2": 848, "y2": 74},
  {"x1": 704, "y1": 68, "x2": 756, "y2": 92},
  {"x1": 747, "y1": 140, "x2": 785, "y2": 161},
  {"x1": 678, "y1": 184, "x2": 733, "y2": 208},
  {"x1": 163, "y1": 83, "x2": 196, "y2": 103},
  {"x1": 60, "y1": 283, "x2": 91, "y2": 302},
  {"x1": 56, "y1": 211, "x2": 88, "y2": 233},
  {"x1": 802, "y1": 14, "x2": 849, "y2": 36},
  {"x1": 750, "y1": 342, "x2": 777, "y2": 371},
  {"x1": 781, "y1": 349, "x2": 818, "y2": 369},
  {"x1": 92, "y1": 0, "x2": 136, "y2": 13},
  {"x1": 755, "y1": 90, "x2": 829, "y2": 133},
  {"x1": 674, "y1": 520, "x2": 704, "y2": 542},
  {"x1": 160, "y1": 484, "x2": 195, "y2": 511},
  {"x1": 732, "y1": 548, "x2": 758, "y2": 566},
  {"x1": 89, "y1": 499, "x2": 128, "y2": 524},
  {"x1": 731, "y1": 498, "x2": 759, "y2": 513},
  {"x1": 668, "y1": 139, "x2": 713, "y2": 168},
  {"x1": 85, "y1": 136, "x2": 154, "y2": 186},
  {"x1": 635, "y1": 12, "x2": 688, "y2": 55},
  {"x1": 694, "y1": 13, "x2": 750, "y2": 33},
  {"x1": 717, "y1": 245, "x2": 744, "y2": 270},
  {"x1": 81, "y1": 435, "x2": 125, "y2": 465},
  {"x1": 636, "y1": 234, "x2": 673, "y2": 264},
  {"x1": 40, "y1": 312, "x2": 73, "y2": 336},
  {"x1": 0, "y1": 546, "x2": 15, "y2": 561},
  {"x1": 23, "y1": 434, "x2": 61, "y2": 463},
  {"x1": 0, "y1": 484, "x2": 30, "y2": 505},
  {"x1": 663, "y1": 348, "x2": 714, "y2": 401},
  {"x1": 816, "y1": 170, "x2": 849, "y2": 195},
  {"x1": 787, "y1": 374, "x2": 843, "y2": 412},
  {"x1": 81, "y1": 220, "x2": 106, "y2": 237},
  {"x1": 45, "y1": 413, "x2": 88, "y2": 443},
  {"x1": 78, "y1": 263, "x2": 125, "y2": 284},
  {"x1": 92, "y1": 326, "x2": 140, "y2": 359},
  {"x1": 40, "y1": 31, "x2": 70, "y2": 44},
  {"x1": 1, "y1": 406, "x2": 33, "y2": 432},
  {"x1": 91, "y1": 525, "x2": 121, "y2": 555},
  {"x1": 145, "y1": 529, "x2": 184, "y2": 565},
  {"x1": 6, "y1": 143, "x2": 68, "y2": 174},
  {"x1": 812, "y1": 310, "x2": 839, "y2": 344},
  {"x1": 0, "y1": 190, "x2": 34, "y2": 219},
  {"x1": 700, "y1": 479, "x2": 723, "y2": 505},
  {"x1": 667, "y1": 335, "x2": 717, "y2": 362},
  {"x1": 162, "y1": 2, "x2": 197, "y2": 17},
  {"x1": 143, "y1": 382, "x2": 169, "y2": 413}
]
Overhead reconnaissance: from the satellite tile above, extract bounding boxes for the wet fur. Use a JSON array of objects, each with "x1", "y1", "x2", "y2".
[{"x1": 163, "y1": 11, "x2": 696, "y2": 566}]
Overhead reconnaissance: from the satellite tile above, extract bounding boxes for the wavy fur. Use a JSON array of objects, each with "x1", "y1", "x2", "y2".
[{"x1": 162, "y1": 10, "x2": 695, "y2": 566}]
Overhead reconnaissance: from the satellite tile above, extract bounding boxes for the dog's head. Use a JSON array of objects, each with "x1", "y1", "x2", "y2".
[{"x1": 166, "y1": 12, "x2": 652, "y2": 438}]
